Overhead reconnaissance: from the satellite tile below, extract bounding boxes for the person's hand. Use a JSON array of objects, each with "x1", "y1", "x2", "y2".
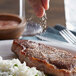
[{"x1": 28, "y1": 0, "x2": 50, "y2": 17}]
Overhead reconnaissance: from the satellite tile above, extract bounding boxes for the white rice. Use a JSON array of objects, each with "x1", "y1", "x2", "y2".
[{"x1": 0, "y1": 56, "x2": 46, "y2": 76}]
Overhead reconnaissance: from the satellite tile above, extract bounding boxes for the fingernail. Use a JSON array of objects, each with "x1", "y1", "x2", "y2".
[{"x1": 47, "y1": 0, "x2": 50, "y2": 10}]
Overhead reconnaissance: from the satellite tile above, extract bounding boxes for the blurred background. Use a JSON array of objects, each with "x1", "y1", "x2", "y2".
[{"x1": 0, "y1": 0, "x2": 65, "y2": 27}]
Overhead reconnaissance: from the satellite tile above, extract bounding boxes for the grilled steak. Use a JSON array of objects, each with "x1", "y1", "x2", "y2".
[{"x1": 12, "y1": 39, "x2": 76, "y2": 76}]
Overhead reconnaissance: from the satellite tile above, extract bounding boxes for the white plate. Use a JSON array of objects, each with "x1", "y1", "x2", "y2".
[
  {"x1": 0, "y1": 40, "x2": 17, "y2": 59},
  {"x1": 0, "y1": 40, "x2": 76, "y2": 60}
]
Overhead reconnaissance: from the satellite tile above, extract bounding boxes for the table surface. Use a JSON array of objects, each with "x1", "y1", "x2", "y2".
[{"x1": 0, "y1": 0, "x2": 65, "y2": 27}]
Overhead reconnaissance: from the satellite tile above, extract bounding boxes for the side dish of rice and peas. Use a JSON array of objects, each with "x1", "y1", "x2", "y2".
[{"x1": 0, "y1": 56, "x2": 46, "y2": 76}]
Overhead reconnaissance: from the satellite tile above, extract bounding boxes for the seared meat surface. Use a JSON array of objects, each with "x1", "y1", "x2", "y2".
[{"x1": 12, "y1": 39, "x2": 76, "y2": 76}]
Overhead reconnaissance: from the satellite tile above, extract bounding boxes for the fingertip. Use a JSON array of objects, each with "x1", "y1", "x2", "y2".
[
  {"x1": 37, "y1": 10, "x2": 45, "y2": 17},
  {"x1": 34, "y1": 7, "x2": 45, "y2": 17}
]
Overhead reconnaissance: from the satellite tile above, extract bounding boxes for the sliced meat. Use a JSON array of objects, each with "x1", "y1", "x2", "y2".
[{"x1": 12, "y1": 39, "x2": 76, "y2": 76}]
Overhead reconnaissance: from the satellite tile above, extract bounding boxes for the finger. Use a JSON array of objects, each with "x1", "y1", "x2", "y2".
[
  {"x1": 33, "y1": 5, "x2": 45, "y2": 17},
  {"x1": 28, "y1": 0, "x2": 45, "y2": 17},
  {"x1": 41, "y1": 0, "x2": 50, "y2": 10}
]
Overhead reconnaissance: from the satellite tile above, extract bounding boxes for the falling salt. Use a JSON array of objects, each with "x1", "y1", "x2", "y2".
[
  {"x1": 40, "y1": 13, "x2": 47, "y2": 29},
  {"x1": 27, "y1": 13, "x2": 47, "y2": 30},
  {"x1": 24, "y1": 13, "x2": 47, "y2": 35}
]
